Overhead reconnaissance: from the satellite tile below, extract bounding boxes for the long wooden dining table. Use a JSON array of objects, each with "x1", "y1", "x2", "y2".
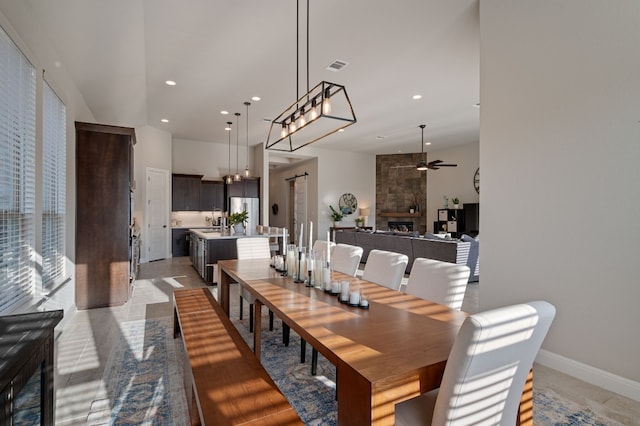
[{"x1": 217, "y1": 258, "x2": 469, "y2": 425}]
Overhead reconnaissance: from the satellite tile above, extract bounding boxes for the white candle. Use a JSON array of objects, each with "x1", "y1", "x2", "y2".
[
  {"x1": 331, "y1": 281, "x2": 340, "y2": 294},
  {"x1": 340, "y1": 280, "x2": 350, "y2": 300},
  {"x1": 349, "y1": 289, "x2": 360, "y2": 305},
  {"x1": 326, "y1": 230, "x2": 331, "y2": 264},
  {"x1": 360, "y1": 298, "x2": 369, "y2": 308},
  {"x1": 309, "y1": 221, "x2": 313, "y2": 254},
  {"x1": 323, "y1": 267, "x2": 331, "y2": 290},
  {"x1": 299, "y1": 223, "x2": 304, "y2": 250},
  {"x1": 283, "y1": 228, "x2": 287, "y2": 255}
]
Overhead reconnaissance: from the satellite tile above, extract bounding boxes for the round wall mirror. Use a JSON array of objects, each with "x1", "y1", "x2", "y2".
[{"x1": 338, "y1": 193, "x2": 358, "y2": 215}]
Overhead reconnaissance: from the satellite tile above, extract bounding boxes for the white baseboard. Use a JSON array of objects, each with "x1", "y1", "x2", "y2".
[{"x1": 536, "y1": 349, "x2": 640, "y2": 402}]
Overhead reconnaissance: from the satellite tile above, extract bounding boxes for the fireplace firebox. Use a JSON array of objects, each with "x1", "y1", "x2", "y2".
[{"x1": 388, "y1": 221, "x2": 414, "y2": 232}]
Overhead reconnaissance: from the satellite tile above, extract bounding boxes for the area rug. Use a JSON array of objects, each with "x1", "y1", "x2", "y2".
[
  {"x1": 91, "y1": 312, "x2": 625, "y2": 426},
  {"x1": 87, "y1": 317, "x2": 188, "y2": 425}
]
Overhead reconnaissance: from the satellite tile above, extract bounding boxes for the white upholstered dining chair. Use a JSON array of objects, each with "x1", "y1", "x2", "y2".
[
  {"x1": 405, "y1": 258, "x2": 471, "y2": 311},
  {"x1": 361, "y1": 249, "x2": 408, "y2": 290},
  {"x1": 395, "y1": 300, "x2": 556, "y2": 426},
  {"x1": 312, "y1": 239, "x2": 335, "y2": 260},
  {"x1": 236, "y1": 237, "x2": 271, "y2": 332},
  {"x1": 330, "y1": 243, "x2": 363, "y2": 276}
]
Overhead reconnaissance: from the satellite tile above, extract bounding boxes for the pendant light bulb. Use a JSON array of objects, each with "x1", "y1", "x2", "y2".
[
  {"x1": 234, "y1": 112, "x2": 241, "y2": 181},
  {"x1": 298, "y1": 107, "x2": 307, "y2": 128},
  {"x1": 310, "y1": 99, "x2": 318, "y2": 120},
  {"x1": 289, "y1": 114, "x2": 297, "y2": 133},
  {"x1": 281, "y1": 122, "x2": 288, "y2": 138},
  {"x1": 244, "y1": 101, "x2": 251, "y2": 178},
  {"x1": 322, "y1": 88, "x2": 332, "y2": 114},
  {"x1": 226, "y1": 121, "x2": 233, "y2": 184}
]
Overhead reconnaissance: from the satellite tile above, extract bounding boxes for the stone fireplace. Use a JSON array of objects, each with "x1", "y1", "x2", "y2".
[{"x1": 376, "y1": 153, "x2": 427, "y2": 233}]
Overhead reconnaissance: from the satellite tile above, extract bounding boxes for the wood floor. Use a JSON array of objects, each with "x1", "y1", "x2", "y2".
[{"x1": 53, "y1": 257, "x2": 640, "y2": 425}]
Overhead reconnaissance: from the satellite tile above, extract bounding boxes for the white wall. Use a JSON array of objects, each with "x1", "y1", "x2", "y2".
[
  {"x1": 133, "y1": 125, "x2": 172, "y2": 261},
  {"x1": 269, "y1": 158, "x2": 318, "y2": 239},
  {"x1": 480, "y1": 0, "x2": 640, "y2": 398},
  {"x1": 0, "y1": 2, "x2": 95, "y2": 319},
  {"x1": 267, "y1": 146, "x2": 376, "y2": 242},
  {"x1": 173, "y1": 137, "x2": 251, "y2": 179},
  {"x1": 425, "y1": 141, "x2": 479, "y2": 232}
]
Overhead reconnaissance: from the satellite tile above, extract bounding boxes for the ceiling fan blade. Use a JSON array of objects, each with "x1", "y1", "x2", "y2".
[
  {"x1": 389, "y1": 164, "x2": 416, "y2": 169},
  {"x1": 427, "y1": 159, "x2": 457, "y2": 168}
]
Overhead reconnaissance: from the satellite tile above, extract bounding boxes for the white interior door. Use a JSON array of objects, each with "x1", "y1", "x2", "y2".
[{"x1": 146, "y1": 168, "x2": 169, "y2": 262}]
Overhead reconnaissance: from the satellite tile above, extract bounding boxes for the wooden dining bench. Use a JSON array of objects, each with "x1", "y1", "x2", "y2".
[{"x1": 173, "y1": 288, "x2": 302, "y2": 426}]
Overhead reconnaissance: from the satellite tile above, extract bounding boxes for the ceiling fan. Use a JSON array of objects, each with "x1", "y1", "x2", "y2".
[{"x1": 391, "y1": 125, "x2": 458, "y2": 170}]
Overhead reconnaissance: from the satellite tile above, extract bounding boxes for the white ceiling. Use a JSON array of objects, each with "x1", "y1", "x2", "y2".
[{"x1": 26, "y1": 0, "x2": 479, "y2": 155}]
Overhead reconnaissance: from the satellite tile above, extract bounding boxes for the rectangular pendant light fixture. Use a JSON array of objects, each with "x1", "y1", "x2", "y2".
[{"x1": 266, "y1": 80, "x2": 356, "y2": 152}]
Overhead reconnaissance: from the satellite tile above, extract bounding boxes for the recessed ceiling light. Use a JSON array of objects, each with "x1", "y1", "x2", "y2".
[
  {"x1": 165, "y1": 80, "x2": 176, "y2": 86},
  {"x1": 161, "y1": 119, "x2": 169, "y2": 123},
  {"x1": 225, "y1": 126, "x2": 231, "y2": 131},
  {"x1": 252, "y1": 96, "x2": 261, "y2": 101},
  {"x1": 220, "y1": 110, "x2": 229, "y2": 115},
  {"x1": 338, "y1": 129, "x2": 345, "y2": 132},
  {"x1": 425, "y1": 142, "x2": 431, "y2": 146},
  {"x1": 412, "y1": 94, "x2": 422, "y2": 100}
]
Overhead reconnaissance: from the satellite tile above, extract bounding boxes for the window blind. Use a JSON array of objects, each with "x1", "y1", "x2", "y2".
[
  {"x1": 0, "y1": 24, "x2": 36, "y2": 313},
  {"x1": 42, "y1": 81, "x2": 66, "y2": 290}
]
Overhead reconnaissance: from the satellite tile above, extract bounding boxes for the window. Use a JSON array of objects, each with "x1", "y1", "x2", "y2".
[
  {"x1": 0, "y1": 24, "x2": 36, "y2": 313},
  {"x1": 42, "y1": 81, "x2": 66, "y2": 290}
]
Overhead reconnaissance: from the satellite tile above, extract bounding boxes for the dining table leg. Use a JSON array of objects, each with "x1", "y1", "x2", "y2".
[
  {"x1": 219, "y1": 267, "x2": 231, "y2": 317},
  {"x1": 253, "y1": 300, "x2": 263, "y2": 358}
]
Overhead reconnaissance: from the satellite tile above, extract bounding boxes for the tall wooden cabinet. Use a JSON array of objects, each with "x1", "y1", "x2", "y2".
[{"x1": 75, "y1": 122, "x2": 135, "y2": 309}]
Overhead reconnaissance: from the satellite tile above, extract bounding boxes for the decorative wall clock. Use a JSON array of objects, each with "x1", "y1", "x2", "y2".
[
  {"x1": 473, "y1": 168, "x2": 480, "y2": 194},
  {"x1": 338, "y1": 193, "x2": 357, "y2": 215}
]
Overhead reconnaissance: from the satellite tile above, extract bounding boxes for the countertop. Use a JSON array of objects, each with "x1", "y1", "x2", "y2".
[{"x1": 189, "y1": 228, "x2": 274, "y2": 240}]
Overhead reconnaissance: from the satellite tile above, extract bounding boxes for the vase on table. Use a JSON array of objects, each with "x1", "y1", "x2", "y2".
[{"x1": 233, "y1": 224, "x2": 246, "y2": 235}]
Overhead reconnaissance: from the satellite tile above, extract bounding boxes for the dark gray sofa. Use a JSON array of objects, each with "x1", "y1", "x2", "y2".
[{"x1": 334, "y1": 230, "x2": 478, "y2": 282}]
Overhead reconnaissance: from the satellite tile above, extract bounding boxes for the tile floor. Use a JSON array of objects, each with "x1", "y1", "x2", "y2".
[{"x1": 54, "y1": 257, "x2": 640, "y2": 425}]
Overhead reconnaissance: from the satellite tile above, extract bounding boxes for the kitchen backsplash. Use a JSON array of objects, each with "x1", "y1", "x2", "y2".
[{"x1": 171, "y1": 211, "x2": 221, "y2": 228}]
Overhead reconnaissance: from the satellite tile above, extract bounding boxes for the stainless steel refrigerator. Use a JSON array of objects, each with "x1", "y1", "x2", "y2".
[{"x1": 229, "y1": 197, "x2": 260, "y2": 235}]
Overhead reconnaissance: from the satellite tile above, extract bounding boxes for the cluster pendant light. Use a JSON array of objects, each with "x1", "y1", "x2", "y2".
[
  {"x1": 233, "y1": 112, "x2": 242, "y2": 182},
  {"x1": 225, "y1": 121, "x2": 233, "y2": 184},
  {"x1": 244, "y1": 102, "x2": 251, "y2": 178},
  {"x1": 266, "y1": 0, "x2": 356, "y2": 152}
]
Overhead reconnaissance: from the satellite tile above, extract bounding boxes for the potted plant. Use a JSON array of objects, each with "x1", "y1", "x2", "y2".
[
  {"x1": 329, "y1": 205, "x2": 344, "y2": 227},
  {"x1": 355, "y1": 217, "x2": 364, "y2": 228},
  {"x1": 229, "y1": 210, "x2": 249, "y2": 234},
  {"x1": 451, "y1": 197, "x2": 460, "y2": 209}
]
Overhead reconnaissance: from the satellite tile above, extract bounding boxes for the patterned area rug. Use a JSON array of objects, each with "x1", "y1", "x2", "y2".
[
  {"x1": 87, "y1": 317, "x2": 188, "y2": 425},
  {"x1": 91, "y1": 313, "x2": 624, "y2": 426}
]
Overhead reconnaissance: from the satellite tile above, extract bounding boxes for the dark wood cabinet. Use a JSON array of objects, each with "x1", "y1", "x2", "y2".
[
  {"x1": 200, "y1": 180, "x2": 224, "y2": 211},
  {"x1": 204, "y1": 238, "x2": 237, "y2": 283},
  {"x1": 226, "y1": 178, "x2": 259, "y2": 199},
  {"x1": 172, "y1": 229, "x2": 190, "y2": 257},
  {"x1": 75, "y1": 122, "x2": 134, "y2": 309},
  {"x1": 172, "y1": 174, "x2": 203, "y2": 211}
]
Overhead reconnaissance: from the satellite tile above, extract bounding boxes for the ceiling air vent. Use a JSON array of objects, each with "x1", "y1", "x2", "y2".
[{"x1": 326, "y1": 59, "x2": 349, "y2": 72}]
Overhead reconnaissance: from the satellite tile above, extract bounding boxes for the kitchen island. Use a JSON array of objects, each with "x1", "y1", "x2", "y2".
[{"x1": 189, "y1": 228, "x2": 281, "y2": 284}]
